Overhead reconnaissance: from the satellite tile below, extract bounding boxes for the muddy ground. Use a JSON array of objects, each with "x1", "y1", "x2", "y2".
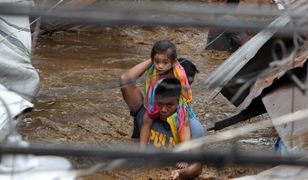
[{"x1": 18, "y1": 26, "x2": 277, "y2": 179}]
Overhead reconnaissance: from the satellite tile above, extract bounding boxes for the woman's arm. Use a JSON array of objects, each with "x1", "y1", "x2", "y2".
[
  {"x1": 170, "y1": 163, "x2": 202, "y2": 180},
  {"x1": 120, "y1": 59, "x2": 152, "y2": 113},
  {"x1": 120, "y1": 59, "x2": 152, "y2": 84}
]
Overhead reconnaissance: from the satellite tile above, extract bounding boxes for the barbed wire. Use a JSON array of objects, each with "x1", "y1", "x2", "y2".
[
  {"x1": 1, "y1": 142, "x2": 308, "y2": 168},
  {"x1": 0, "y1": 2, "x2": 307, "y2": 34},
  {"x1": 48, "y1": 41, "x2": 307, "y2": 111},
  {"x1": 1, "y1": 0, "x2": 306, "y2": 104},
  {"x1": 2, "y1": 91, "x2": 308, "y2": 177},
  {"x1": 229, "y1": 34, "x2": 305, "y2": 104},
  {"x1": 5, "y1": 49, "x2": 307, "y2": 115},
  {"x1": 30, "y1": 0, "x2": 59, "y2": 56},
  {"x1": 1, "y1": 1, "x2": 308, "y2": 178},
  {"x1": 0, "y1": 0, "x2": 64, "y2": 45},
  {"x1": 174, "y1": 107, "x2": 308, "y2": 152}
]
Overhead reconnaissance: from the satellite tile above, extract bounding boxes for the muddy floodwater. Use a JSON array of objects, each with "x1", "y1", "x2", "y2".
[{"x1": 18, "y1": 26, "x2": 277, "y2": 179}]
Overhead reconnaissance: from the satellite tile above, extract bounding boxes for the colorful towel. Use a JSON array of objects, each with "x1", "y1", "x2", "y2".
[
  {"x1": 167, "y1": 104, "x2": 197, "y2": 144},
  {"x1": 144, "y1": 62, "x2": 193, "y2": 143}
]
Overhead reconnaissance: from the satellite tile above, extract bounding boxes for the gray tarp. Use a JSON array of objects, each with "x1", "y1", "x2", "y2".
[
  {"x1": 0, "y1": 85, "x2": 33, "y2": 140},
  {"x1": 0, "y1": 0, "x2": 39, "y2": 101},
  {"x1": 0, "y1": 0, "x2": 39, "y2": 139}
]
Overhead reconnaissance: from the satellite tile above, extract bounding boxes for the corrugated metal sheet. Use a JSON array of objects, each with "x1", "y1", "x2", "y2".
[
  {"x1": 205, "y1": 0, "x2": 307, "y2": 108},
  {"x1": 237, "y1": 42, "x2": 308, "y2": 112},
  {"x1": 206, "y1": 0, "x2": 307, "y2": 131},
  {"x1": 204, "y1": 14, "x2": 291, "y2": 97}
]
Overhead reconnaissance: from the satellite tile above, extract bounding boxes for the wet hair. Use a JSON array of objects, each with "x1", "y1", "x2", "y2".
[
  {"x1": 227, "y1": 0, "x2": 240, "y2": 4},
  {"x1": 155, "y1": 77, "x2": 181, "y2": 101},
  {"x1": 208, "y1": 0, "x2": 239, "y2": 5},
  {"x1": 178, "y1": 57, "x2": 199, "y2": 84},
  {"x1": 151, "y1": 40, "x2": 177, "y2": 61}
]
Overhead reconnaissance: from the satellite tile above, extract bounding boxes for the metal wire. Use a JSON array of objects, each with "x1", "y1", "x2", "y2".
[
  {"x1": 1, "y1": 143, "x2": 308, "y2": 168},
  {"x1": 0, "y1": 1, "x2": 64, "y2": 45},
  {"x1": 229, "y1": 34, "x2": 305, "y2": 104},
  {"x1": 1, "y1": 1, "x2": 307, "y2": 177},
  {"x1": 175, "y1": 107, "x2": 308, "y2": 152},
  {"x1": 0, "y1": 3, "x2": 307, "y2": 34}
]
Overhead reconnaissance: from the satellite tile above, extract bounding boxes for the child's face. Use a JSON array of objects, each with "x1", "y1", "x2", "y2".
[{"x1": 153, "y1": 53, "x2": 173, "y2": 75}]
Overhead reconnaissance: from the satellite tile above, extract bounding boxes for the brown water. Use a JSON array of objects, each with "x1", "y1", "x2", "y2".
[{"x1": 18, "y1": 26, "x2": 276, "y2": 179}]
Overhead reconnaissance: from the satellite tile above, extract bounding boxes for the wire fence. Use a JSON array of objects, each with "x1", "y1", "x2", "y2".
[
  {"x1": 0, "y1": 0, "x2": 308, "y2": 179},
  {"x1": 0, "y1": 2, "x2": 307, "y2": 34}
]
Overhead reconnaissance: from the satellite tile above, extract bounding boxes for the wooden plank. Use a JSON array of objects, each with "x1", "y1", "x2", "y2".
[{"x1": 262, "y1": 84, "x2": 308, "y2": 153}]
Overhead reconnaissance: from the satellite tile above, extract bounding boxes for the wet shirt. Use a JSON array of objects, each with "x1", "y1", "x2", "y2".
[{"x1": 135, "y1": 106, "x2": 205, "y2": 151}]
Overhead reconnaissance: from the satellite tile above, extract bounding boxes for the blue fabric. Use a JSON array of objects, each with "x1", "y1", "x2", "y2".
[
  {"x1": 134, "y1": 106, "x2": 205, "y2": 150},
  {"x1": 274, "y1": 137, "x2": 289, "y2": 156}
]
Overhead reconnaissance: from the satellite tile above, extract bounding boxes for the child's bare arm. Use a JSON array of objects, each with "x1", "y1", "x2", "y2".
[{"x1": 140, "y1": 112, "x2": 154, "y2": 148}]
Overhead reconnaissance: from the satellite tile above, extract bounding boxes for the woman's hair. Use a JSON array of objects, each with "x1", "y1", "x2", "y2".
[
  {"x1": 151, "y1": 40, "x2": 177, "y2": 61},
  {"x1": 178, "y1": 57, "x2": 199, "y2": 84},
  {"x1": 227, "y1": 0, "x2": 240, "y2": 4},
  {"x1": 208, "y1": 0, "x2": 240, "y2": 5},
  {"x1": 155, "y1": 77, "x2": 181, "y2": 100}
]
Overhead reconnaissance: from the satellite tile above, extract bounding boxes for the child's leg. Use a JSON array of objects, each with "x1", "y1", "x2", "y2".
[
  {"x1": 176, "y1": 123, "x2": 190, "y2": 168},
  {"x1": 140, "y1": 112, "x2": 153, "y2": 148},
  {"x1": 183, "y1": 125, "x2": 191, "y2": 142},
  {"x1": 183, "y1": 110, "x2": 191, "y2": 141},
  {"x1": 176, "y1": 111, "x2": 191, "y2": 168}
]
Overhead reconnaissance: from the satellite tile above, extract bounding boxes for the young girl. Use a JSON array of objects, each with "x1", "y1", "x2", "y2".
[{"x1": 140, "y1": 40, "x2": 196, "y2": 148}]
